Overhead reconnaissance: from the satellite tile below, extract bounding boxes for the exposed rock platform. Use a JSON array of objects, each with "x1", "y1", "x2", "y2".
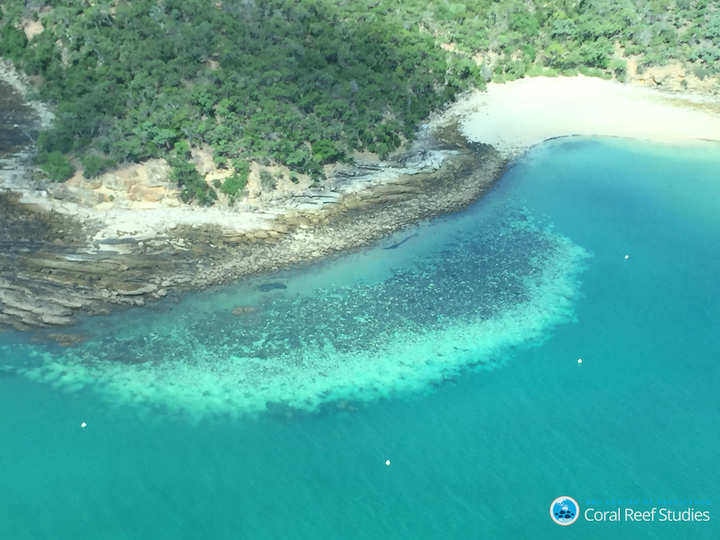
[{"x1": 0, "y1": 117, "x2": 507, "y2": 338}]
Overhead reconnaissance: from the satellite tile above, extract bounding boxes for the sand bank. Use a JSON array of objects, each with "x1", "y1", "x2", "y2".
[{"x1": 455, "y1": 76, "x2": 720, "y2": 155}]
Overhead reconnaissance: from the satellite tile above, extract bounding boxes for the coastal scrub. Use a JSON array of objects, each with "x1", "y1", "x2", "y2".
[{"x1": 0, "y1": 0, "x2": 717, "y2": 202}]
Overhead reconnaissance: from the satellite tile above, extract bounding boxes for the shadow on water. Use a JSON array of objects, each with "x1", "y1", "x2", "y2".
[{"x1": 383, "y1": 232, "x2": 418, "y2": 250}]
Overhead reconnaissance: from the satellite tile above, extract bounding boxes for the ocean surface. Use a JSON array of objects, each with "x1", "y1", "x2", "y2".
[{"x1": 1, "y1": 137, "x2": 718, "y2": 538}]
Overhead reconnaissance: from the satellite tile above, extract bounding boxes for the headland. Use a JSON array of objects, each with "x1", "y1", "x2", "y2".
[{"x1": 1, "y1": 68, "x2": 719, "y2": 340}]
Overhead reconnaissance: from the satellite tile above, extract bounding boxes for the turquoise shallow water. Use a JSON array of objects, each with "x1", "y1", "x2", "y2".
[{"x1": 1, "y1": 138, "x2": 719, "y2": 538}]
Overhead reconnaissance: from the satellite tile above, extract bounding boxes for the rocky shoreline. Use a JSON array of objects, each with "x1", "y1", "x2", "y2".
[
  {"x1": 0, "y1": 102, "x2": 508, "y2": 340},
  {"x1": 5, "y1": 57, "x2": 718, "y2": 342}
]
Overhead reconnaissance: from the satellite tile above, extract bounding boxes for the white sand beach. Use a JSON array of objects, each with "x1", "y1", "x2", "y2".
[{"x1": 457, "y1": 76, "x2": 720, "y2": 155}]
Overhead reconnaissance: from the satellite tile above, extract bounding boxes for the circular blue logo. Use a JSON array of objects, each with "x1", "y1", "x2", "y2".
[{"x1": 550, "y1": 496, "x2": 579, "y2": 526}]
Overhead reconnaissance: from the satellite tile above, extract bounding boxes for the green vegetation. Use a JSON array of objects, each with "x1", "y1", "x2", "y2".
[
  {"x1": 1, "y1": 0, "x2": 718, "y2": 203},
  {"x1": 259, "y1": 169, "x2": 276, "y2": 192},
  {"x1": 34, "y1": 151, "x2": 74, "y2": 181},
  {"x1": 80, "y1": 155, "x2": 116, "y2": 179},
  {"x1": 311, "y1": 138, "x2": 345, "y2": 164},
  {"x1": 0, "y1": 21, "x2": 26, "y2": 60},
  {"x1": 169, "y1": 141, "x2": 217, "y2": 205},
  {"x1": 219, "y1": 160, "x2": 249, "y2": 203}
]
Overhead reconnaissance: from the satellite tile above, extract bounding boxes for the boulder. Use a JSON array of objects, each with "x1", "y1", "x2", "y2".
[
  {"x1": 232, "y1": 306, "x2": 257, "y2": 315},
  {"x1": 48, "y1": 185, "x2": 105, "y2": 206},
  {"x1": 145, "y1": 162, "x2": 172, "y2": 187},
  {"x1": 40, "y1": 313, "x2": 76, "y2": 326},
  {"x1": 102, "y1": 174, "x2": 128, "y2": 191},
  {"x1": 108, "y1": 282, "x2": 158, "y2": 296},
  {"x1": 128, "y1": 185, "x2": 166, "y2": 203}
]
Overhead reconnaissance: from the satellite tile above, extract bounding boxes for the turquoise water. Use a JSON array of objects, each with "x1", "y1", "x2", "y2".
[{"x1": 1, "y1": 138, "x2": 718, "y2": 538}]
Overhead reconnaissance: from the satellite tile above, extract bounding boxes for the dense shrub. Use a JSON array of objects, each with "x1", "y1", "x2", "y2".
[
  {"x1": 81, "y1": 155, "x2": 116, "y2": 179},
  {"x1": 311, "y1": 139, "x2": 344, "y2": 165},
  {"x1": 35, "y1": 151, "x2": 74, "y2": 181},
  {"x1": 259, "y1": 170, "x2": 276, "y2": 192},
  {"x1": 1, "y1": 0, "x2": 715, "y2": 204},
  {"x1": 0, "y1": 24, "x2": 27, "y2": 60},
  {"x1": 169, "y1": 142, "x2": 215, "y2": 205},
  {"x1": 220, "y1": 161, "x2": 249, "y2": 203}
]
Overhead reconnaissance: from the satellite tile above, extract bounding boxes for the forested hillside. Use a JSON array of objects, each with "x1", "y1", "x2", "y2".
[{"x1": 1, "y1": 0, "x2": 718, "y2": 204}]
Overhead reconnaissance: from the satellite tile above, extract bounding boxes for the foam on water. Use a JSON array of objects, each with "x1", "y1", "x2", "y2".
[{"x1": 12, "y1": 209, "x2": 590, "y2": 419}]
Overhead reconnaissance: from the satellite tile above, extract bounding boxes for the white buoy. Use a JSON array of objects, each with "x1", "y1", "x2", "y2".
[
  {"x1": 385, "y1": 460, "x2": 391, "y2": 466},
  {"x1": 577, "y1": 359, "x2": 582, "y2": 364},
  {"x1": 81, "y1": 422, "x2": 87, "y2": 428},
  {"x1": 625, "y1": 255, "x2": 629, "y2": 260}
]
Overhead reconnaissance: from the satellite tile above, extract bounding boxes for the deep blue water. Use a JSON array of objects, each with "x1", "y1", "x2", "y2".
[{"x1": 1, "y1": 138, "x2": 718, "y2": 538}]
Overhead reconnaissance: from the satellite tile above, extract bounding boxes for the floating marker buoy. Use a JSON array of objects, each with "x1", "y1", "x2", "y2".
[
  {"x1": 81, "y1": 422, "x2": 87, "y2": 428},
  {"x1": 577, "y1": 359, "x2": 582, "y2": 364},
  {"x1": 385, "y1": 460, "x2": 391, "y2": 466},
  {"x1": 625, "y1": 255, "x2": 629, "y2": 260}
]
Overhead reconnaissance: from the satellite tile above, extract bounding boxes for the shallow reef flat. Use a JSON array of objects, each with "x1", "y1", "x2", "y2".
[{"x1": 10, "y1": 207, "x2": 590, "y2": 420}]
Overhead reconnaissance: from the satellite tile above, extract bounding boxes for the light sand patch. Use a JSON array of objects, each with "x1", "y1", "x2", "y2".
[
  {"x1": 23, "y1": 20, "x2": 44, "y2": 39},
  {"x1": 457, "y1": 76, "x2": 720, "y2": 156},
  {"x1": 190, "y1": 146, "x2": 216, "y2": 175}
]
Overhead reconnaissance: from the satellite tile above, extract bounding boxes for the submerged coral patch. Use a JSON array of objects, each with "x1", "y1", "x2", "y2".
[{"x1": 17, "y1": 210, "x2": 590, "y2": 419}]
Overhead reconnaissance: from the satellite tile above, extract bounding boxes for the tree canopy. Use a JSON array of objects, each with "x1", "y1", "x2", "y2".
[{"x1": 1, "y1": 0, "x2": 717, "y2": 203}]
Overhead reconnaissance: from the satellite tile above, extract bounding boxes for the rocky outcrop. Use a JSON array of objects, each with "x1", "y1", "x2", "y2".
[
  {"x1": 0, "y1": 283, "x2": 77, "y2": 329},
  {"x1": 47, "y1": 184, "x2": 106, "y2": 206},
  {"x1": 0, "y1": 119, "x2": 507, "y2": 339}
]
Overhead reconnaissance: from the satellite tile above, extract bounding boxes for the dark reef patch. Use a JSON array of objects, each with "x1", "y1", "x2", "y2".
[
  {"x1": 78, "y1": 209, "x2": 567, "y2": 365},
  {"x1": 258, "y1": 282, "x2": 288, "y2": 292}
]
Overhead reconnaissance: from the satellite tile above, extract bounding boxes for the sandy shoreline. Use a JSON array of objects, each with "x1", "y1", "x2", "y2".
[
  {"x1": 1, "y1": 73, "x2": 719, "y2": 335},
  {"x1": 449, "y1": 76, "x2": 720, "y2": 155}
]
